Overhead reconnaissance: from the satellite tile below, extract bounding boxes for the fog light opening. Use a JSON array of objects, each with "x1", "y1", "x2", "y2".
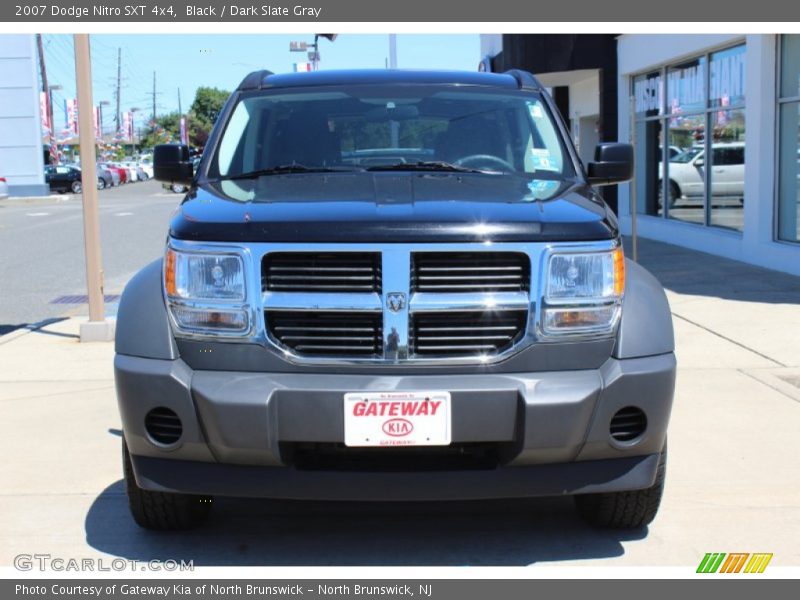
[
  {"x1": 144, "y1": 407, "x2": 183, "y2": 446},
  {"x1": 609, "y1": 406, "x2": 647, "y2": 443}
]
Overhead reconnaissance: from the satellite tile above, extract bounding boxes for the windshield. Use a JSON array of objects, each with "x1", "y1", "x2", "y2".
[
  {"x1": 211, "y1": 85, "x2": 574, "y2": 179},
  {"x1": 671, "y1": 147, "x2": 703, "y2": 163}
]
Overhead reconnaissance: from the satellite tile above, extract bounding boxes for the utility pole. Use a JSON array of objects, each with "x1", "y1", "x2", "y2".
[
  {"x1": 36, "y1": 34, "x2": 55, "y2": 161},
  {"x1": 114, "y1": 47, "x2": 121, "y2": 135},
  {"x1": 74, "y1": 33, "x2": 113, "y2": 342},
  {"x1": 151, "y1": 71, "x2": 157, "y2": 123},
  {"x1": 177, "y1": 87, "x2": 182, "y2": 116}
]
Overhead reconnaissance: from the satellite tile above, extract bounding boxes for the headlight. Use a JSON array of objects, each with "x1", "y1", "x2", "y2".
[
  {"x1": 540, "y1": 246, "x2": 624, "y2": 337},
  {"x1": 164, "y1": 247, "x2": 250, "y2": 336},
  {"x1": 165, "y1": 249, "x2": 245, "y2": 301}
]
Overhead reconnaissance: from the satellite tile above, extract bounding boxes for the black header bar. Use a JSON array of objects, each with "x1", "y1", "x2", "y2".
[{"x1": 2, "y1": 0, "x2": 799, "y2": 22}]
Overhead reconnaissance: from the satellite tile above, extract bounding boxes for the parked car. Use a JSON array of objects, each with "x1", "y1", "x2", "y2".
[
  {"x1": 95, "y1": 166, "x2": 114, "y2": 189},
  {"x1": 0, "y1": 176, "x2": 8, "y2": 200},
  {"x1": 109, "y1": 163, "x2": 129, "y2": 184},
  {"x1": 163, "y1": 156, "x2": 201, "y2": 193},
  {"x1": 98, "y1": 164, "x2": 121, "y2": 187},
  {"x1": 44, "y1": 165, "x2": 105, "y2": 193},
  {"x1": 121, "y1": 162, "x2": 140, "y2": 182},
  {"x1": 660, "y1": 142, "x2": 745, "y2": 206},
  {"x1": 117, "y1": 69, "x2": 675, "y2": 531},
  {"x1": 138, "y1": 162, "x2": 154, "y2": 180}
]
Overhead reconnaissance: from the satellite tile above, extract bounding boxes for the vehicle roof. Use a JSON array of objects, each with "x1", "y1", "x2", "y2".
[{"x1": 239, "y1": 69, "x2": 539, "y2": 92}]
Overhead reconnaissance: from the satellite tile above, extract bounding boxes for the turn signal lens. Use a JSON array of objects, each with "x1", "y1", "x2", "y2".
[
  {"x1": 164, "y1": 249, "x2": 177, "y2": 297},
  {"x1": 613, "y1": 246, "x2": 625, "y2": 296}
]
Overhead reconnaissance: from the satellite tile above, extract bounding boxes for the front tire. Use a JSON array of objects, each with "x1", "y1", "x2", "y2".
[
  {"x1": 123, "y1": 441, "x2": 212, "y2": 530},
  {"x1": 71, "y1": 180, "x2": 82, "y2": 194},
  {"x1": 574, "y1": 443, "x2": 667, "y2": 529},
  {"x1": 97, "y1": 178, "x2": 105, "y2": 190}
]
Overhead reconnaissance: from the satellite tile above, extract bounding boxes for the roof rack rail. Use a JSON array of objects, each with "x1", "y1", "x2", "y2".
[
  {"x1": 237, "y1": 70, "x2": 275, "y2": 91},
  {"x1": 504, "y1": 69, "x2": 543, "y2": 91}
]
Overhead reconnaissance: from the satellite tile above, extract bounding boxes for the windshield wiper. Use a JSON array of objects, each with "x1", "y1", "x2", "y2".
[
  {"x1": 365, "y1": 161, "x2": 498, "y2": 174},
  {"x1": 220, "y1": 164, "x2": 357, "y2": 180}
]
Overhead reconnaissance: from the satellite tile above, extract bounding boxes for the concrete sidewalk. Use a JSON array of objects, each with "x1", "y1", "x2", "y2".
[{"x1": 0, "y1": 237, "x2": 798, "y2": 567}]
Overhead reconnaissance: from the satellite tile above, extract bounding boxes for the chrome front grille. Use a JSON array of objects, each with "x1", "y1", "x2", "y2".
[
  {"x1": 411, "y1": 252, "x2": 530, "y2": 293},
  {"x1": 263, "y1": 252, "x2": 381, "y2": 292},
  {"x1": 267, "y1": 311, "x2": 383, "y2": 357},
  {"x1": 410, "y1": 310, "x2": 528, "y2": 356}
]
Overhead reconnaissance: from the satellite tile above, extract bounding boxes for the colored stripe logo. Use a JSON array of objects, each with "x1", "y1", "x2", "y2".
[{"x1": 697, "y1": 553, "x2": 773, "y2": 573}]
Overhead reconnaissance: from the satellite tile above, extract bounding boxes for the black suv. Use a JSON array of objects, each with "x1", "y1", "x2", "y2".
[{"x1": 115, "y1": 69, "x2": 675, "y2": 531}]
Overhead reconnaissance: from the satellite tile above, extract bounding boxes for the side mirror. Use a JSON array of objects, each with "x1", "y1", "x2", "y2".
[
  {"x1": 586, "y1": 143, "x2": 634, "y2": 186},
  {"x1": 694, "y1": 157, "x2": 705, "y2": 167},
  {"x1": 154, "y1": 144, "x2": 193, "y2": 185}
]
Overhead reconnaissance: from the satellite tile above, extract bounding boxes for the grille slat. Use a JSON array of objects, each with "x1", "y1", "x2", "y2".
[
  {"x1": 410, "y1": 310, "x2": 527, "y2": 357},
  {"x1": 264, "y1": 252, "x2": 381, "y2": 293},
  {"x1": 268, "y1": 311, "x2": 383, "y2": 357},
  {"x1": 412, "y1": 252, "x2": 530, "y2": 293}
]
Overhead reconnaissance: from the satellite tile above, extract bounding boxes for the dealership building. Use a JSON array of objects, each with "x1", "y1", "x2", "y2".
[
  {"x1": 482, "y1": 34, "x2": 800, "y2": 276},
  {"x1": 0, "y1": 34, "x2": 47, "y2": 196}
]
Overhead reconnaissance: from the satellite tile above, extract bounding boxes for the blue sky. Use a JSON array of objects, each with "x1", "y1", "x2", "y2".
[{"x1": 40, "y1": 34, "x2": 480, "y2": 133}]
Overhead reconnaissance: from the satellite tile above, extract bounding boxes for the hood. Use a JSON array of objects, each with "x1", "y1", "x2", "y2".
[{"x1": 169, "y1": 172, "x2": 618, "y2": 243}]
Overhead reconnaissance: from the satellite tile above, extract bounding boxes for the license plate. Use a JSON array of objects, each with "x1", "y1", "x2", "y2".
[{"x1": 343, "y1": 391, "x2": 451, "y2": 447}]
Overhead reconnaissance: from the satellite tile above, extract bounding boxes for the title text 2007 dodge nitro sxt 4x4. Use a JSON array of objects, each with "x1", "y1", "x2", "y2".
[{"x1": 114, "y1": 69, "x2": 675, "y2": 531}]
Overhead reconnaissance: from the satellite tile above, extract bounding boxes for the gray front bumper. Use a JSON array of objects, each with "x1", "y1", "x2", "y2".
[{"x1": 115, "y1": 352, "x2": 675, "y2": 499}]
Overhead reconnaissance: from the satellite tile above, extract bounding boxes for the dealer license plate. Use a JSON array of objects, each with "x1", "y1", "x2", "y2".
[{"x1": 343, "y1": 391, "x2": 451, "y2": 447}]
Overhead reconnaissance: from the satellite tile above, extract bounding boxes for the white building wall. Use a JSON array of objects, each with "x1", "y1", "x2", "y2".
[
  {"x1": 0, "y1": 34, "x2": 47, "y2": 196},
  {"x1": 617, "y1": 34, "x2": 800, "y2": 276},
  {"x1": 479, "y1": 34, "x2": 503, "y2": 61}
]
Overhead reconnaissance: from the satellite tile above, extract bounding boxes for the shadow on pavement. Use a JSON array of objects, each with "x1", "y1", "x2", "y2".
[
  {"x1": 623, "y1": 236, "x2": 800, "y2": 305},
  {"x1": 85, "y1": 480, "x2": 646, "y2": 566},
  {"x1": 0, "y1": 318, "x2": 68, "y2": 338}
]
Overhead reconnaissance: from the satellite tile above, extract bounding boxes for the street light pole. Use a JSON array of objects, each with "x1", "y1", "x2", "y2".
[
  {"x1": 47, "y1": 84, "x2": 62, "y2": 163},
  {"x1": 74, "y1": 33, "x2": 113, "y2": 342},
  {"x1": 130, "y1": 107, "x2": 140, "y2": 156}
]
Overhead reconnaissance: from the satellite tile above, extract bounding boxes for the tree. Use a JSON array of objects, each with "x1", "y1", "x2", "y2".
[
  {"x1": 139, "y1": 111, "x2": 181, "y2": 149},
  {"x1": 188, "y1": 86, "x2": 230, "y2": 148}
]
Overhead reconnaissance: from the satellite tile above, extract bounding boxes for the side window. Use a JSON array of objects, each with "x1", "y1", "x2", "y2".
[{"x1": 217, "y1": 100, "x2": 253, "y2": 176}]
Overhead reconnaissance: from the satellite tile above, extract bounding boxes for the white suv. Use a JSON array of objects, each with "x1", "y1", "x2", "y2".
[{"x1": 661, "y1": 142, "x2": 745, "y2": 206}]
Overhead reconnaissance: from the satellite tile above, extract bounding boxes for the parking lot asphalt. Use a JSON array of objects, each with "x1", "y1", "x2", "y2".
[
  {"x1": 0, "y1": 234, "x2": 798, "y2": 567},
  {"x1": 0, "y1": 180, "x2": 179, "y2": 332}
]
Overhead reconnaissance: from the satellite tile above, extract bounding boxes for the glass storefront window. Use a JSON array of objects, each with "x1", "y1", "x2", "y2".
[
  {"x1": 779, "y1": 35, "x2": 800, "y2": 100},
  {"x1": 777, "y1": 35, "x2": 800, "y2": 243},
  {"x1": 633, "y1": 71, "x2": 663, "y2": 119},
  {"x1": 710, "y1": 45, "x2": 746, "y2": 109},
  {"x1": 708, "y1": 109, "x2": 745, "y2": 231},
  {"x1": 665, "y1": 114, "x2": 706, "y2": 225},
  {"x1": 632, "y1": 43, "x2": 746, "y2": 231},
  {"x1": 668, "y1": 57, "x2": 706, "y2": 115},
  {"x1": 635, "y1": 119, "x2": 663, "y2": 216}
]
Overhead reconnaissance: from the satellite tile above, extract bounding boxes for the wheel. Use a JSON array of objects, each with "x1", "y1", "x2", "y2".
[
  {"x1": 657, "y1": 181, "x2": 680, "y2": 209},
  {"x1": 574, "y1": 442, "x2": 667, "y2": 529},
  {"x1": 123, "y1": 440, "x2": 212, "y2": 530},
  {"x1": 97, "y1": 178, "x2": 105, "y2": 190},
  {"x1": 171, "y1": 183, "x2": 187, "y2": 193},
  {"x1": 70, "y1": 180, "x2": 82, "y2": 194}
]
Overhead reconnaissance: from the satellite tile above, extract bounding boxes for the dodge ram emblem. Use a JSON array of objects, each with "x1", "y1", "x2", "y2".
[{"x1": 386, "y1": 292, "x2": 406, "y2": 313}]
